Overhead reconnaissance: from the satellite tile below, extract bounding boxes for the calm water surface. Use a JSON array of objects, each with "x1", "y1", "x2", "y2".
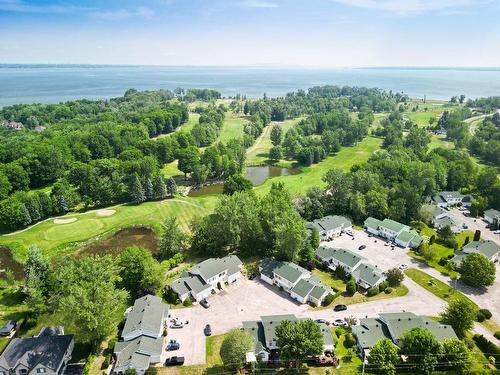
[{"x1": 1, "y1": 65, "x2": 500, "y2": 107}]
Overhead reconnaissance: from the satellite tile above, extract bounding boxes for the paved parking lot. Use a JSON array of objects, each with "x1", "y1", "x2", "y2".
[
  {"x1": 165, "y1": 273, "x2": 447, "y2": 365},
  {"x1": 448, "y1": 208, "x2": 500, "y2": 243},
  {"x1": 323, "y1": 231, "x2": 412, "y2": 271}
]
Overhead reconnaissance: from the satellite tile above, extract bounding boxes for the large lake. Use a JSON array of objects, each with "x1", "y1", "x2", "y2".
[{"x1": 1, "y1": 65, "x2": 500, "y2": 107}]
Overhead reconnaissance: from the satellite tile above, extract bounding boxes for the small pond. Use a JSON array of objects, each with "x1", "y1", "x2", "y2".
[
  {"x1": 187, "y1": 166, "x2": 301, "y2": 197},
  {"x1": 78, "y1": 226, "x2": 159, "y2": 257}
]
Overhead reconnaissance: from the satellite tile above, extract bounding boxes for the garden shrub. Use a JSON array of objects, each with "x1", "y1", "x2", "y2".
[
  {"x1": 322, "y1": 293, "x2": 335, "y2": 306},
  {"x1": 385, "y1": 287, "x2": 393, "y2": 294},
  {"x1": 495, "y1": 331, "x2": 500, "y2": 340},
  {"x1": 183, "y1": 298, "x2": 193, "y2": 307},
  {"x1": 367, "y1": 287, "x2": 379, "y2": 297},
  {"x1": 378, "y1": 281, "x2": 389, "y2": 292},
  {"x1": 344, "y1": 333, "x2": 356, "y2": 348},
  {"x1": 479, "y1": 309, "x2": 492, "y2": 320}
]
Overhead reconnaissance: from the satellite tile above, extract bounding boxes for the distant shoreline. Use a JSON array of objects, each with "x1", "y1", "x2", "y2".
[{"x1": 0, "y1": 64, "x2": 500, "y2": 71}]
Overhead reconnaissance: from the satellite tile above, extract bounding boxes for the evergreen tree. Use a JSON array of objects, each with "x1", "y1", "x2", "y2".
[
  {"x1": 159, "y1": 217, "x2": 186, "y2": 260},
  {"x1": 145, "y1": 178, "x2": 154, "y2": 201},
  {"x1": 166, "y1": 177, "x2": 177, "y2": 197},
  {"x1": 270, "y1": 125, "x2": 283, "y2": 146},
  {"x1": 128, "y1": 174, "x2": 146, "y2": 204},
  {"x1": 59, "y1": 195, "x2": 68, "y2": 214},
  {"x1": 153, "y1": 175, "x2": 168, "y2": 200}
]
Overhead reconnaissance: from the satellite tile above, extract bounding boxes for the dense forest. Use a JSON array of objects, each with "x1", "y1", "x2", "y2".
[{"x1": 0, "y1": 85, "x2": 403, "y2": 231}]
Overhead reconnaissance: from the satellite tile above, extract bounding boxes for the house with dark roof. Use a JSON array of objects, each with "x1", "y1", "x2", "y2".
[
  {"x1": 242, "y1": 314, "x2": 334, "y2": 362},
  {"x1": 450, "y1": 240, "x2": 500, "y2": 267},
  {"x1": 363, "y1": 217, "x2": 422, "y2": 248},
  {"x1": 430, "y1": 191, "x2": 472, "y2": 208},
  {"x1": 0, "y1": 329, "x2": 74, "y2": 375},
  {"x1": 306, "y1": 215, "x2": 352, "y2": 240},
  {"x1": 315, "y1": 246, "x2": 385, "y2": 290},
  {"x1": 259, "y1": 258, "x2": 331, "y2": 305},
  {"x1": 352, "y1": 312, "x2": 457, "y2": 356},
  {"x1": 168, "y1": 255, "x2": 242, "y2": 302},
  {"x1": 113, "y1": 295, "x2": 169, "y2": 374}
]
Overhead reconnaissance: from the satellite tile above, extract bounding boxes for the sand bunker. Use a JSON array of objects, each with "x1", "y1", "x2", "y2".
[
  {"x1": 54, "y1": 217, "x2": 77, "y2": 224},
  {"x1": 96, "y1": 209, "x2": 116, "y2": 217}
]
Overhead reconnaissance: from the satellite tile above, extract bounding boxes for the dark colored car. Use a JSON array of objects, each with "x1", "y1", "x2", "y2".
[
  {"x1": 0, "y1": 320, "x2": 16, "y2": 336},
  {"x1": 204, "y1": 324, "x2": 212, "y2": 336},
  {"x1": 358, "y1": 245, "x2": 366, "y2": 250},
  {"x1": 165, "y1": 356, "x2": 185, "y2": 366},
  {"x1": 249, "y1": 273, "x2": 257, "y2": 280},
  {"x1": 314, "y1": 319, "x2": 327, "y2": 324},
  {"x1": 333, "y1": 304, "x2": 347, "y2": 312},
  {"x1": 200, "y1": 299, "x2": 210, "y2": 309},
  {"x1": 166, "y1": 339, "x2": 180, "y2": 351}
]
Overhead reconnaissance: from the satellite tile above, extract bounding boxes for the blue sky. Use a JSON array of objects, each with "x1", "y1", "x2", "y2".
[{"x1": 0, "y1": 0, "x2": 499, "y2": 66}]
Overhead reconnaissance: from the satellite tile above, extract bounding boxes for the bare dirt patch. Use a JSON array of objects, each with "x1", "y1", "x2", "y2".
[
  {"x1": 95, "y1": 209, "x2": 116, "y2": 217},
  {"x1": 0, "y1": 246, "x2": 23, "y2": 280},
  {"x1": 53, "y1": 217, "x2": 77, "y2": 224},
  {"x1": 77, "y1": 226, "x2": 159, "y2": 257}
]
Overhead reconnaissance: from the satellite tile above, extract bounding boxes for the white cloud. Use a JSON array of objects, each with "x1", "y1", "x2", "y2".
[
  {"x1": 330, "y1": 0, "x2": 491, "y2": 15},
  {"x1": 91, "y1": 7, "x2": 154, "y2": 20},
  {"x1": 0, "y1": 0, "x2": 92, "y2": 13},
  {"x1": 239, "y1": 0, "x2": 279, "y2": 9}
]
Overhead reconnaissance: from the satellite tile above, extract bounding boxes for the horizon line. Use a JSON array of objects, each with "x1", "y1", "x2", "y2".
[{"x1": 1, "y1": 63, "x2": 500, "y2": 70}]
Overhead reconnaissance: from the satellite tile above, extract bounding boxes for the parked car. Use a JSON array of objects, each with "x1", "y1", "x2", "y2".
[
  {"x1": 358, "y1": 245, "x2": 366, "y2": 250},
  {"x1": 0, "y1": 320, "x2": 16, "y2": 337},
  {"x1": 399, "y1": 264, "x2": 408, "y2": 270},
  {"x1": 494, "y1": 230, "x2": 500, "y2": 234},
  {"x1": 315, "y1": 319, "x2": 327, "y2": 324},
  {"x1": 333, "y1": 319, "x2": 347, "y2": 326},
  {"x1": 249, "y1": 273, "x2": 257, "y2": 280},
  {"x1": 167, "y1": 339, "x2": 180, "y2": 351},
  {"x1": 204, "y1": 324, "x2": 212, "y2": 336},
  {"x1": 368, "y1": 234, "x2": 373, "y2": 238},
  {"x1": 165, "y1": 356, "x2": 185, "y2": 366},
  {"x1": 200, "y1": 299, "x2": 210, "y2": 309},
  {"x1": 333, "y1": 304, "x2": 347, "y2": 312},
  {"x1": 462, "y1": 224, "x2": 468, "y2": 229},
  {"x1": 170, "y1": 319, "x2": 184, "y2": 329},
  {"x1": 384, "y1": 242, "x2": 390, "y2": 247}
]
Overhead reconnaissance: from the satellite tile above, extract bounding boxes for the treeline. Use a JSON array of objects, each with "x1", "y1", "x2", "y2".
[
  {"x1": 296, "y1": 140, "x2": 499, "y2": 224},
  {"x1": 179, "y1": 88, "x2": 222, "y2": 102},
  {"x1": 469, "y1": 113, "x2": 500, "y2": 165},
  {"x1": 267, "y1": 109, "x2": 371, "y2": 166},
  {"x1": 190, "y1": 183, "x2": 311, "y2": 262},
  {"x1": 243, "y1": 85, "x2": 404, "y2": 121},
  {"x1": 466, "y1": 96, "x2": 500, "y2": 111}
]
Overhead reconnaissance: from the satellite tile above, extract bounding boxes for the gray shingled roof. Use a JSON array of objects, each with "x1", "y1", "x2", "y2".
[
  {"x1": 315, "y1": 246, "x2": 364, "y2": 269},
  {"x1": 0, "y1": 335, "x2": 74, "y2": 371},
  {"x1": 352, "y1": 318, "x2": 391, "y2": 349},
  {"x1": 260, "y1": 258, "x2": 309, "y2": 284},
  {"x1": 351, "y1": 263, "x2": 384, "y2": 288},
  {"x1": 364, "y1": 217, "x2": 381, "y2": 230},
  {"x1": 380, "y1": 219, "x2": 407, "y2": 233},
  {"x1": 463, "y1": 240, "x2": 500, "y2": 259},
  {"x1": 122, "y1": 295, "x2": 168, "y2": 339},
  {"x1": 190, "y1": 255, "x2": 242, "y2": 281},
  {"x1": 307, "y1": 215, "x2": 352, "y2": 233},
  {"x1": 484, "y1": 208, "x2": 500, "y2": 219},
  {"x1": 114, "y1": 336, "x2": 162, "y2": 370}
]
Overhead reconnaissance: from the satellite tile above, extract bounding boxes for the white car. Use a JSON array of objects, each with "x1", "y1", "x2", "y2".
[
  {"x1": 494, "y1": 230, "x2": 500, "y2": 235},
  {"x1": 384, "y1": 242, "x2": 390, "y2": 246},
  {"x1": 333, "y1": 319, "x2": 347, "y2": 326},
  {"x1": 399, "y1": 264, "x2": 408, "y2": 270}
]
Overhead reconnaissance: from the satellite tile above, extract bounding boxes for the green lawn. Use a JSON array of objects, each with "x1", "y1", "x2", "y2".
[
  {"x1": 312, "y1": 268, "x2": 408, "y2": 308},
  {"x1": 0, "y1": 196, "x2": 214, "y2": 262},
  {"x1": 253, "y1": 136, "x2": 382, "y2": 196},
  {"x1": 217, "y1": 112, "x2": 247, "y2": 143},
  {"x1": 410, "y1": 226, "x2": 473, "y2": 277},
  {"x1": 246, "y1": 118, "x2": 302, "y2": 166},
  {"x1": 429, "y1": 134, "x2": 454, "y2": 150},
  {"x1": 404, "y1": 268, "x2": 476, "y2": 307}
]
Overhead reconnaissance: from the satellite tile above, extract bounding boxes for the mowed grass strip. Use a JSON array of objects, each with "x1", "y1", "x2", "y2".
[
  {"x1": 253, "y1": 136, "x2": 383, "y2": 196},
  {"x1": 0, "y1": 197, "x2": 212, "y2": 262},
  {"x1": 404, "y1": 268, "x2": 476, "y2": 307},
  {"x1": 217, "y1": 112, "x2": 247, "y2": 143}
]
